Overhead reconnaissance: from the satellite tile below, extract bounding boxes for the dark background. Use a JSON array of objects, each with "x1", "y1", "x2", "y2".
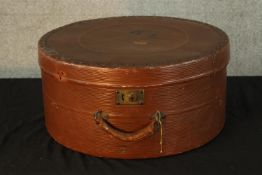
[{"x1": 0, "y1": 77, "x2": 261, "y2": 175}]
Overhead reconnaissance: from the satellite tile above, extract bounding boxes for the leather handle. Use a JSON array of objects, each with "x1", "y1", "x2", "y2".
[{"x1": 93, "y1": 111, "x2": 165, "y2": 142}]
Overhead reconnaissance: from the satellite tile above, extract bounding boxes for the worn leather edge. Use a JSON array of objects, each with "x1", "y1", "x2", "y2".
[
  {"x1": 38, "y1": 16, "x2": 229, "y2": 68},
  {"x1": 38, "y1": 43, "x2": 229, "y2": 87}
]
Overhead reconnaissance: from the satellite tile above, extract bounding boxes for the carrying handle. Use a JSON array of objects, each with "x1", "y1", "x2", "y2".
[{"x1": 93, "y1": 111, "x2": 165, "y2": 142}]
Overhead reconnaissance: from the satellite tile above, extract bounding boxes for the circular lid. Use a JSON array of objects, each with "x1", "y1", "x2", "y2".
[{"x1": 39, "y1": 16, "x2": 228, "y2": 68}]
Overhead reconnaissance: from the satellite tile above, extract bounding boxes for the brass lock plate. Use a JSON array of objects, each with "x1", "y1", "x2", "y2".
[{"x1": 116, "y1": 89, "x2": 144, "y2": 105}]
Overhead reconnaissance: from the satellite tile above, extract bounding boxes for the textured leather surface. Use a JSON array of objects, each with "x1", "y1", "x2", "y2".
[
  {"x1": 38, "y1": 17, "x2": 229, "y2": 158},
  {"x1": 0, "y1": 78, "x2": 261, "y2": 174}
]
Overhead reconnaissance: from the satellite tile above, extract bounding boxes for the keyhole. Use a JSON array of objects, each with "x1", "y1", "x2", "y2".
[
  {"x1": 129, "y1": 96, "x2": 134, "y2": 102},
  {"x1": 128, "y1": 93, "x2": 137, "y2": 102}
]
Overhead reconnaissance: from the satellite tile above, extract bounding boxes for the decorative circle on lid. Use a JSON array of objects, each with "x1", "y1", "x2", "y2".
[{"x1": 78, "y1": 24, "x2": 189, "y2": 54}]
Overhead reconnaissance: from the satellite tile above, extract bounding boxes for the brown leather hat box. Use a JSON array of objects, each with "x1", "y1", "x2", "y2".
[{"x1": 38, "y1": 16, "x2": 229, "y2": 159}]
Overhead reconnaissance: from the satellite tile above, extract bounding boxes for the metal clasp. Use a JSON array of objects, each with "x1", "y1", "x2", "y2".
[{"x1": 116, "y1": 89, "x2": 144, "y2": 105}]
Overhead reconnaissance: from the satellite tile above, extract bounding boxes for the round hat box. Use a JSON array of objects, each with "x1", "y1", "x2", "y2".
[{"x1": 38, "y1": 16, "x2": 229, "y2": 159}]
